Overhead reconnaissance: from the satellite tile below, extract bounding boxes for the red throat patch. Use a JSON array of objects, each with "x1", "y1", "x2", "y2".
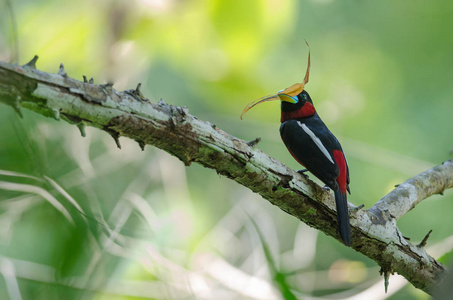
[
  {"x1": 281, "y1": 102, "x2": 316, "y2": 122},
  {"x1": 333, "y1": 150, "x2": 347, "y2": 194}
]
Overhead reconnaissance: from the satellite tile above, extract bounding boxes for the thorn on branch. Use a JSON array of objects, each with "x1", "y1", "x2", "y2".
[
  {"x1": 351, "y1": 204, "x2": 365, "y2": 214},
  {"x1": 51, "y1": 108, "x2": 60, "y2": 120},
  {"x1": 134, "y1": 83, "x2": 146, "y2": 100},
  {"x1": 181, "y1": 106, "x2": 189, "y2": 115},
  {"x1": 384, "y1": 273, "x2": 390, "y2": 293},
  {"x1": 247, "y1": 137, "x2": 261, "y2": 147},
  {"x1": 124, "y1": 83, "x2": 150, "y2": 102},
  {"x1": 105, "y1": 129, "x2": 121, "y2": 149},
  {"x1": 136, "y1": 83, "x2": 142, "y2": 94},
  {"x1": 101, "y1": 82, "x2": 114, "y2": 91},
  {"x1": 137, "y1": 140, "x2": 145, "y2": 151},
  {"x1": 417, "y1": 230, "x2": 433, "y2": 248},
  {"x1": 112, "y1": 135, "x2": 121, "y2": 149},
  {"x1": 13, "y1": 96, "x2": 23, "y2": 118},
  {"x1": 380, "y1": 267, "x2": 394, "y2": 294},
  {"x1": 296, "y1": 169, "x2": 309, "y2": 179},
  {"x1": 83, "y1": 75, "x2": 88, "y2": 83},
  {"x1": 89, "y1": 78, "x2": 94, "y2": 84},
  {"x1": 77, "y1": 122, "x2": 86, "y2": 137},
  {"x1": 23, "y1": 55, "x2": 38, "y2": 69},
  {"x1": 58, "y1": 63, "x2": 67, "y2": 77}
]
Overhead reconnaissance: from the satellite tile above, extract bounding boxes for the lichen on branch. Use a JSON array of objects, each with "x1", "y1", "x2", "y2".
[{"x1": 0, "y1": 57, "x2": 451, "y2": 295}]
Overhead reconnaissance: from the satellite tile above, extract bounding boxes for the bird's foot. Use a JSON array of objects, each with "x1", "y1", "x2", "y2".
[{"x1": 322, "y1": 185, "x2": 330, "y2": 191}]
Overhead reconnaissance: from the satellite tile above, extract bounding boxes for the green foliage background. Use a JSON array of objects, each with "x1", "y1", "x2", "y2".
[{"x1": 0, "y1": 0, "x2": 452, "y2": 299}]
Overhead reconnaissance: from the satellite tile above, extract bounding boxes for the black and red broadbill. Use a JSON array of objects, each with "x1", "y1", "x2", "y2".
[{"x1": 240, "y1": 45, "x2": 351, "y2": 246}]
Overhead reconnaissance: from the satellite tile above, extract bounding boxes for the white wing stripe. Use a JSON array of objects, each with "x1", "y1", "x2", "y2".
[{"x1": 298, "y1": 121, "x2": 335, "y2": 164}]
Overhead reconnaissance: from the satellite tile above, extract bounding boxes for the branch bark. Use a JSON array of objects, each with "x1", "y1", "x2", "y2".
[
  {"x1": 0, "y1": 57, "x2": 450, "y2": 295},
  {"x1": 371, "y1": 163, "x2": 453, "y2": 220}
]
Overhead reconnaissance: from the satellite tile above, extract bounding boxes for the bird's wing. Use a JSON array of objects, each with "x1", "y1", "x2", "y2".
[{"x1": 280, "y1": 119, "x2": 340, "y2": 189}]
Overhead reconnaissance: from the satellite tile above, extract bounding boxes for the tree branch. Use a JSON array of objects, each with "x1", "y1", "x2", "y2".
[
  {"x1": 0, "y1": 57, "x2": 450, "y2": 295},
  {"x1": 371, "y1": 162, "x2": 453, "y2": 220}
]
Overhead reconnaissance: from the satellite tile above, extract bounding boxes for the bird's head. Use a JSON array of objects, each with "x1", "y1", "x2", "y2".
[{"x1": 240, "y1": 43, "x2": 315, "y2": 122}]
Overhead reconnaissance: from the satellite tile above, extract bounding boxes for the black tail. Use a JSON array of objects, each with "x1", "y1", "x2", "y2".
[{"x1": 334, "y1": 189, "x2": 351, "y2": 246}]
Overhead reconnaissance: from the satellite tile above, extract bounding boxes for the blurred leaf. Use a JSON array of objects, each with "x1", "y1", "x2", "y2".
[
  {"x1": 1, "y1": 0, "x2": 453, "y2": 299},
  {"x1": 248, "y1": 215, "x2": 298, "y2": 300}
]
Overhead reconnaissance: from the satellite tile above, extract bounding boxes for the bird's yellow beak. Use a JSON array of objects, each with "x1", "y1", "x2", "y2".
[
  {"x1": 240, "y1": 94, "x2": 279, "y2": 119},
  {"x1": 240, "y1": 41, "x2": 310, "y2": 119}
]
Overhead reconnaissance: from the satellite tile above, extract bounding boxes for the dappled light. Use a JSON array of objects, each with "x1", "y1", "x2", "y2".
[{"x1": 1, "y1": 0, "x2": 453, "y2": 299}]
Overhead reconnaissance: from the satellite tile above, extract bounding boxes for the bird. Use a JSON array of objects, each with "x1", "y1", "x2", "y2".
[{"x1": 240, "y1": 45, "x2": 351, "y2": 246}]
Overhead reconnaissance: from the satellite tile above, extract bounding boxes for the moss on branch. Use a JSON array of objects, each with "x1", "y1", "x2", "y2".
[{"x1": 0, "y1": 57, "x2": 450, "y2": 295}]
